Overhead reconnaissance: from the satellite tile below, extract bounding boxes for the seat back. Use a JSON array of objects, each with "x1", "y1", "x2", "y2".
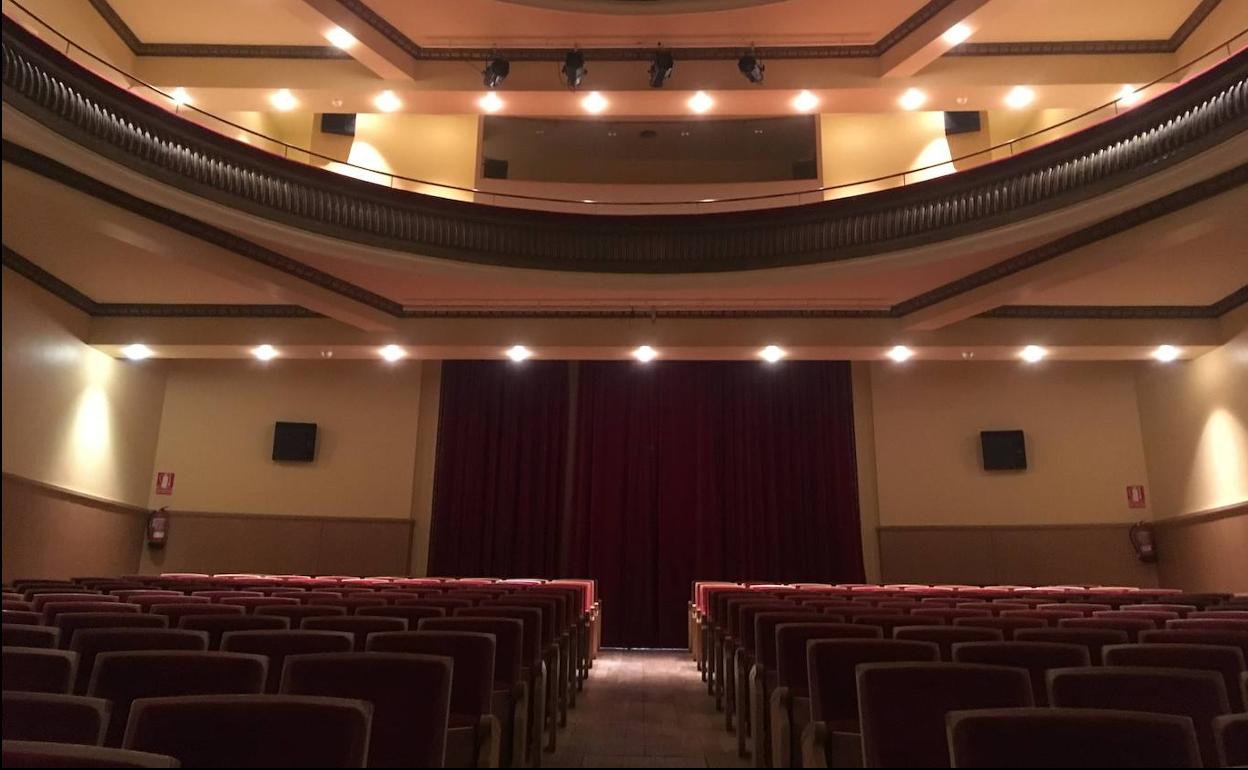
[
  {"x1": 946, "y1": 707, "x2": 1201, "y2": 768},
  {"x1": 356, "y1": 606, "x2": 446, "y2": 626},
  {"x1": 1047, "y1": 665, "x2": 1230, "y2": 766},
  {"x1": 280, "y1": 652, "x2": 452, "y2": 768},
  {"x1": 952, "y1": 616, "x2": 1046, "y2": 639},
  {"x1": 219, "y1": 630, "x2": 354, "y2": 693},
  {"x1": 88, "y1": 651, "x2": 267, "y2": 746},
  {"x1": 1138, "y1": 629, "x2": 1248, "y2": 661},
  {"x1": 806, "y1": 639, "x2": 939, "y2": 727},
  {"x1": 31, "y1": 594, "x2": 117, "y2": 613},
  {"x1": 367, "y1": 631, "x2": 496, "y2": 719},
  {"x1": 1057, "y1": 617, "x2": 1154, "y2": 641},
  {"x1": 1215, "y1": 713, "x2": 1248, "y2": 768},
  {"x1": 1, "y1": 739, "x2": 180, "y2": 768},
  {"x1": 176, "y1": 615, "x2": 289, "y2": 650},
  {"x1": 754, "y1": 611, "x2": 820, "y2": 669},
  {"x1": 298, "y1": 616, "x2": 407, "y2": 651},
  {"x1": 2, "y1": 647, "x2": 77, "y2": 694},
  {"x1": 775, "y1": 622, "x2": 883, "y2": 694},
  {"x1": 56, "y1": 614, "x2": 168, "y2": 648},
  {"x1": 253, "y1": 605, "x2": 349, "y2": 625},
  {"x1": 856, "y1": 614, "x2": 942, "y2": 637},
  {"x1": 123, "y1": 694, "x2": 372, "y2": 768},
  {"x1": 2, "y1": 692, "x2": 110, "y2": 745},
  {"x1": 892, "y1": 626, "x2": 1003, "y2": 660},
  {"x1": 1012, "y1": 627, "x2": 1128, "y2": 664},
  {"x1": 395, "y1": 598, "x2": 473, "y2": 613},
  {"x1": 418, "y1": 617, "x2": 524, "y2": 688},
  {"x1": 1103, "y1": 643, "x2": 1247, "y2": 711},
  {"x1": 455, "y1": 607, "x2": 542, "y2": 667},
  {"x1": 70, "y1": 629, "x2": 208, "y2": 696},
  {"x1": 42, "y1": 603, "x2": 140, "y2": 624},
  {"x1": 952, "y1": 642, "x2": 1090, "y2": 706},
  {"x1": 3, "y1": 624, "x2": 59, "y2": 649},
  {"x1": 1168, "y1": 618, "x2": 1248, "y2": 631},
  {"x1": 858, "y1": 662, "x2": 1033, "y2": 767},
  {"x1": 219, "y1": 596, "x2": 299, "y2": 613}
]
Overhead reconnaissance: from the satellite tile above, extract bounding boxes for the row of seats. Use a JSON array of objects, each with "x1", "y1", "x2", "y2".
[
  {"x1": 3, "y1": 574, "x2": 602, "y2": 768},
  {"x1": 690, "y1": 581, "x2": 1248, "y2": 767}
]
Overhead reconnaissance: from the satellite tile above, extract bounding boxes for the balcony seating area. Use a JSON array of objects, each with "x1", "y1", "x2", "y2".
[
  {"x1": 690, "y1": 581, "x2": 1247, "y2": 767},
  {"x1": 2, "y1": 573, "x2": 600, "y2": 768}
]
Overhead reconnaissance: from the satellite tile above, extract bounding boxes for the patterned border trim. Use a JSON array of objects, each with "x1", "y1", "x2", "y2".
[
  {"x1": 87, "y1": 0, "x2": 351, "y2": 60},
  {"x1": 980, "y1": 283, "x2": 1248, "y2": 319},
  {"x1": 951, "y1": 0, "x2": 1223, "y2": 57}
]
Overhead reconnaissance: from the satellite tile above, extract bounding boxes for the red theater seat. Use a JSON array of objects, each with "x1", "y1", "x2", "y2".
[
  {"x1": 892, "y1": 625, "x2": 1003, "y2": 661},
  {"x1": 43, "y1": 603, "x2": 140, "y2": 624},
  {"x1": 1103, "y1": 643, "x2": 1247, "y2": 712},
  {"x1": 175, "y1": 614, "x2": 289, "y2": 650},
  {"x1": 219, "y1": 630, "x2": 353, "y2": 694},
  {"x1": 1, "y1": 739, "x2": 180, "y2": 768},
  {"x1": 953, "y1": 616, "x2": 1046, "y2": 640},
  {"x1": 1215, "y1": 713, "x2": 1248, "y2": 768},
  {"x1": 55, "y1": 614, "x2": 169, "y2": 649},
  {"x1": 2, "y1": 610, "x2": 42, "y2": 626},
  {"x1": 356, "y1": 605, "x2": 446, "y2": 626},
  {"x1": 123, "y1": 694, "x2": 371, "y2": 768},
  {"x1": 2, "y1": 692, "x2": 110, "y2": 745},
  {"x1": 946, "y1": 708, "x2": 1201, "y2": 768},
  {"x1": 69, "y1": 630, "x2": 208, "y2": 697},
  {"x1": 3, "y1": 624, "x2": 60, "y2": 649},
  {"x1": 2, "y1": 647, "x2": 77, "y2": 694},
  {"x1": 1057, "y1": 616, "x2": 1154, "y2": 642},
  {"x1": 280, "y1": 653, "x2": 452, "y2": 768},
  {"x1": 952, "y1": 641, "x2": 1090, "y2": 706},
  {"x1": 1013, "y1": 627, "x2": 1129, "y2": 665},
  {"x1": 31, "y1": 594, "x2": 118, "y2": 613},
  {"x1": 299, "y1": 615, "x2": 407, "y2": 651},
  {"x1": 218, "y1": 596, "x2": 299, "y2": 613}
]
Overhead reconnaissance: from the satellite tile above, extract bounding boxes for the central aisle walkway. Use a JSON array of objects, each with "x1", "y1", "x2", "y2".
[{"x1": 549, "y1": 650, "x2": 751, "y2": 768}]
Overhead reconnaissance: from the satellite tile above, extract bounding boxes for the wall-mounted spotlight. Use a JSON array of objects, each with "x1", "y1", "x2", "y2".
[
  {"x1": 649, "y1": 51, "x2": 674, "y2": 88},
  {"x1": 738, "y1": 54, "x2": 765, "y2": 84},
  {"x1": 483, "y1": 58, "x2": 510, "y2": 89},
  {"x1": 562, "y1": 51, "x2": 587, "y2": 88}
]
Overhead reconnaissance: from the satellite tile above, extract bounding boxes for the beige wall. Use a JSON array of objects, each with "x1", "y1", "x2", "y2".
[
  {"x1": 147, "y1": 359, "x2": 427, "y2": 520},
  {"x1": 341, "y1": 114, "x2": 480, "y2": 200},
  {"x1": 1135, "y1": 330, "x2": 1248, "y2": 520},
  {"x1": 870, "y1": 361, "x2": 1154, "y2": 527},
  {"x1": 819, "y1": 112, "x2": 952, "y2": 198},
  {"x1": 2, "y1": 271, "x2": 167, "y2": 508}
]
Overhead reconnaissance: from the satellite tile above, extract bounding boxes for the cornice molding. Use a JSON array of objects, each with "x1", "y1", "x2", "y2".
[
  {"x1": 86, "y1": 0, "x2": 351, "y2": 60},
  {"x1": 980, "y1": 284, "x2": 1248, "y2": 320}
]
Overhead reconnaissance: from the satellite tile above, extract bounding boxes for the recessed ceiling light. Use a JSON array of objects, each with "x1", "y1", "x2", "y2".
[
  {"x1": 899, "y1": 88, "x2": 926, "y2": 111},
  {"x1": 478, "y1": 92, "x2": 504, "y2": 113},
  {"x1": 379, "y1": 344, "x2": 406, "y2": 362},
  {"x1": 121, "y1": 343, "x2": 153, "y2": 361},
  {"x1": 633, "y1": 345, "x2": 658, "y2": 363},
  {"x1": 1005, "y1": 86, "x2": 1035, "y2": 109},
  {"x1": 688, "y1": 91, "x2": 714, "y2": 114},
  {"x1": 759, "y1": 345, "x2": 786, "y2": 363},
  {"x1": 325, "y1": 27, "x2": 356, "y2": 50},
  {"x1": 955, "y1": 96, "x2": 969, "y2": 105},
  {"x1": 1019, "y1": 345, "x2": 1047, "y2": 363},
  {"x1": 887, "y1": 345, "x2": 914, "y2": 363},
  {"x1": 942, "y1": 23, "x2": 972, "y2": 46},
  {"x1": 330, "y1": 98, "x2": 344, "y2": 108},
  {"x1": 252, "y1": 344, "x2": 279, "y2": 361},
  {"x1": 1152, "y1": 344, "x2": 1180, "y2": 363},
  {"x1": 270, "y1": 89, "x2": 298, "y2": 111},
  {"x1": 581, "y1": 91, "x2": 608, "y2": 114},
  {"x1": 374, "y1": 90, "x2": 402, "y2": 112},
  {"x1": 792, "y1": 90, "x2": 820, "y2": 112},
  {"x1": 506, "y1": 345, "x2": 532, "y2": 362},
  {"x1": 169, "y1": 87, "x2": 191, "y2": 106},
  {"x1": 1116, "y1": 84, "x2": 1142, "y2": 106}
]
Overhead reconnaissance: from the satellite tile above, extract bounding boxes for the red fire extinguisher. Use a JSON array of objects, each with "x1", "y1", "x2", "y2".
[{"x1": 147, "y1": 507, "x2": 169, "y2": 549}]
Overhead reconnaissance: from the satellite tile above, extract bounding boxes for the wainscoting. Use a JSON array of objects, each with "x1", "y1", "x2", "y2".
[
  {"x1": 2, "y1": 474, "x2": 147, "y2": 582},
  {"x1": 137, "y1": 511, "x2": 413, "y2": 578},
  {"x1": 1154, "y1": 503, "x2": 1248, "y2": 592},
  {"x1": 877, "y1": 523, "x2": 1160, "y2": 587}
]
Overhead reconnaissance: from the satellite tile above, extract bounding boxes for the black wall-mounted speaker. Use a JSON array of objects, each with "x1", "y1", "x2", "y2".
[
  {"x1": 320, "y1": 113, "x2": 357, "y2": 137},
  {"x1": 981, "y1": 429, "x2": 1027, "y2": 471}
]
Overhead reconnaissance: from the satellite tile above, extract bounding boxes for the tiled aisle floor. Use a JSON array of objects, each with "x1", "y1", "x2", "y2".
[{"x1": 547, "y1": 649, "x2": 751, "y2": 768}]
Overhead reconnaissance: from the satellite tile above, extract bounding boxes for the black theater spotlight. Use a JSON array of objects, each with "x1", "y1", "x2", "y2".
[
  {"x1": 562, "y1": 50, "x2": 587, "y2": 88},
  {"x1": 649, "y1": 51, "x2": 674, "y2": 88},
  {"x1": 482, "y1": 58, "x2": 510, "y2": 89},
  {"x1": 738, "y1": 54, "x2": 765, "y2": 84}
]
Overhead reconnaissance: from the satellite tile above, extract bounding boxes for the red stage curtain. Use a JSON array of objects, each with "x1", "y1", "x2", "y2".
[
  {"x1": 428, "y1": 360, "x2": 569, "y2": 578},
  {"x1": 567, "y1": 361, "x2": 864, "y2": 648}
]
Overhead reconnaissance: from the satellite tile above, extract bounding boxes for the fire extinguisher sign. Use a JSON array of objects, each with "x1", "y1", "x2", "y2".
[
  {"x1": 155, "y1": 472, "x2": 175, "y2": 496},
  {"x1": 1126, "y1": 485, "x2": 1146, "y2": 509}
]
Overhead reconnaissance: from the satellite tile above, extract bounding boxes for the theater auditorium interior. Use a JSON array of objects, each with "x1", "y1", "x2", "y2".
[{"x1": 1, "y1": 0, "x2": 1247, "y2": 767}]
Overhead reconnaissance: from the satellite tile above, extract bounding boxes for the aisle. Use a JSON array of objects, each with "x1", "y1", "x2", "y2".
[{"x1": 548, "y1": 650, "x2": 751, "y2": 768}]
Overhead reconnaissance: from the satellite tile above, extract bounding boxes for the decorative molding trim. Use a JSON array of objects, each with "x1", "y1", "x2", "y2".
[
  {"x1": 2, "y1": 245, "x2": 321, "y2": 318},
  {"x1": 980, "y1": 285, "x2": 1248, "y2": 320},
  {"x1": 1152, "y1": 501, "x2": 1247, "y2": 528},
  {"x1": 87, "y1": 0, "x2": 351, "y2": 60},
  {"x1": 1, "y1": 472, "x2": 150, "y2": 516},
  {"x1": 877, "y1": 521, "x2": 1137, "y2": 532},
  {"x1": 951, "y1": 0, "x2": 1222, "y2": 57},
  {"x1": 158, "y1": 508, "x2": 415, "y2": 525}
]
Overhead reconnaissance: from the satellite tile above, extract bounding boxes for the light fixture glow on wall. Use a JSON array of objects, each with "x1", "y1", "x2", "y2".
[
  {"x1": 1116, "y1": 84, "x2": 1143, "y2": 106},
  {"x1": 169, "y1": 87, "x2": 192, "y2": 106},
  {"x1": 688, "y1": 91, "x2": 714, "y2": 114},
  {"x1": 478, "y1": 92, "x2": 504, "y2": 113},
  {"x1": 941, "y1": 23, "x2": 972, "y2": 46},
  {"x1": 632, "y1": 345, "x2": 658, "y2": 363},
  {"x1": 374, "y1": 90, "x2": 402, "y2": 112},
  {"x1": 379, "y1": 344, "x2": 406, "y2": 362},
  {"x1": 1152, "y1": 344, "x2": 1180, "y2": 363},
  {"x1": 899, "y1": 88, "x2": 926, "y2": 111},
  {"x1": 270, "y1": 89, "x2": 299, "y2": 111},
  {"x1": 252, "y1": 344, "x2": 279, "y2": 361},
  {"x1": 506, "y1": 345, "x2": 532, "y2": 362},
  {"x1": 887, "y1": 345, "x2": 914, "y2": 362},
  {"x1": 759, "y1": 345, "x2": 787, "y2": 363},
  {"x1": 121, "y1": 344, "x2": 154, "y2": 361},
  {"x1": 792, "y1": 90, "x2": 820, "y2": 112},
  {"x1": 1005, "y1": 86, "x2": 1035, "y2": 109},
  {"x1": 581, "y1": 91, "x2": 608, "y2": 114},
  {"x1": 325, "y1": 27, "x2": 357, "y2": 50},
  {"x1": 1019, "y1": 344, "x2": 1047, "y2": 363}
]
